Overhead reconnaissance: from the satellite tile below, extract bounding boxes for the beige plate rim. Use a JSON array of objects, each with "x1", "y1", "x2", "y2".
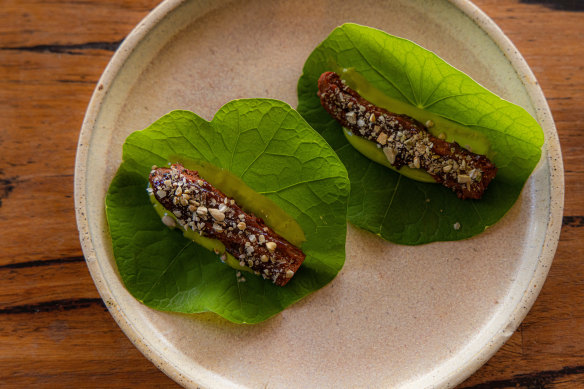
[{"x1": 74, "y1": 0, "x2": 564, "y2": 387}]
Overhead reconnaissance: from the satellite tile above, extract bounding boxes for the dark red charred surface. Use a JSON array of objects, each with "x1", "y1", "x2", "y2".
[
  {"x1": 149, "y1": 163, "x2": 305, "y2": 286},
  {"x1": 318, "y1": 71, "x2": 497, "y2": 199}
]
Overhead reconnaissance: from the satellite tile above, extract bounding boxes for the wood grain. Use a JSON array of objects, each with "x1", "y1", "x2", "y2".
[{"x1": 1, "y1": 0, "x2": 582, "y2": 387}]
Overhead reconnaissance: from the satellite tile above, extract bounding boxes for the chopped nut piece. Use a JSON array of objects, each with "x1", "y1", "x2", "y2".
[
  {"x1": 260, "y1": 255, "x2": 269, "y2": 263},
  {"x1": 345, "y1": 111, "x2": 356, "y2": 124},
  {"x1": 413, "y1": 156, "x2": 420, "y2": 169},
  {"x1": 383, "y1": 147, "x2": 397, "y2": 165},
  {"x1": 237, "y1": 221, "x2": 246, "y2": 230},
  {"x1": 457, "y1": 174, "x2": 471, "y2": 184},
  {"x1": 266, "y1": 241, "x2": 277, "y2": 252},
  {"x1": 156, "y1": 189, "x2": 167, "y2": 198},
  {"x1": 285, "y1": 270, "x2": 294, "y2": 278},
  {"x1": 376, "y1": 132, "x2": 388, "y2": 145}
]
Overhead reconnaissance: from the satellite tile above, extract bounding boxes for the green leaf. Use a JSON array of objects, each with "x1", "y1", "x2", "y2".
[
  {"x1": 297, "y1": 23, "x2": 543, "y2": 244},
  {"x1": 106, "y1": 100, "x2": 350, "y2": 323}
]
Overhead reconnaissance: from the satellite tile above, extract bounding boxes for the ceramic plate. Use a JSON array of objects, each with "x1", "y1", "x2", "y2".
[{"x1": 75, "y1": 0, "x2": 563, "y2": 387}]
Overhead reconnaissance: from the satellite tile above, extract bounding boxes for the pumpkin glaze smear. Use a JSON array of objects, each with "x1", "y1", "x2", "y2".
[
  {"x1": 318, "y1": 71, "x2": 497, "y2": 199},
  {"x1": 149, "y1": 163, "x2": 305, "y2": 286}
]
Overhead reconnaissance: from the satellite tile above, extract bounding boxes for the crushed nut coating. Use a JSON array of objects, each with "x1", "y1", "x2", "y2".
[
  {"x1": 149, "y1": 163, "x2": 305, "y2": 286},
  {"x1": 317, "y1": 71, "x2": 497, "y2": 199}
]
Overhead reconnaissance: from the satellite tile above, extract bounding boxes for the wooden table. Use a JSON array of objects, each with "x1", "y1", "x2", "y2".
[{"x1": 1, "y1": 0, "x2": 582, "y2": 387}]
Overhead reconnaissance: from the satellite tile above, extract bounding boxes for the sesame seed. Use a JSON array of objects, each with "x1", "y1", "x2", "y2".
[
  {"x1": 266, "y1": 241, "x2": 277, "y2": 252},
  {"x1": 260, "y1": 255, "x2": 268, "y2": 263},
  {"x1": 173, "y1": 210, "x2": 182, "y2": 218},
  {"x1": 209, "y1": 208, "x2": 225, "y2": 221},
  {"x1": 161, "y1": 215, "x2": 176, "y2": 228},
  {"x1": 285, "y1": 270, "x2": 294, "y2": 278},
  {"x1": 196, "y1": 206, "x2": 208, "y2": 216}
]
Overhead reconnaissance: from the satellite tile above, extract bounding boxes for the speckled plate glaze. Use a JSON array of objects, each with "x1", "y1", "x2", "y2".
[{"x1": 75, "y1": 0, "x2": 563, "y2": 387}]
